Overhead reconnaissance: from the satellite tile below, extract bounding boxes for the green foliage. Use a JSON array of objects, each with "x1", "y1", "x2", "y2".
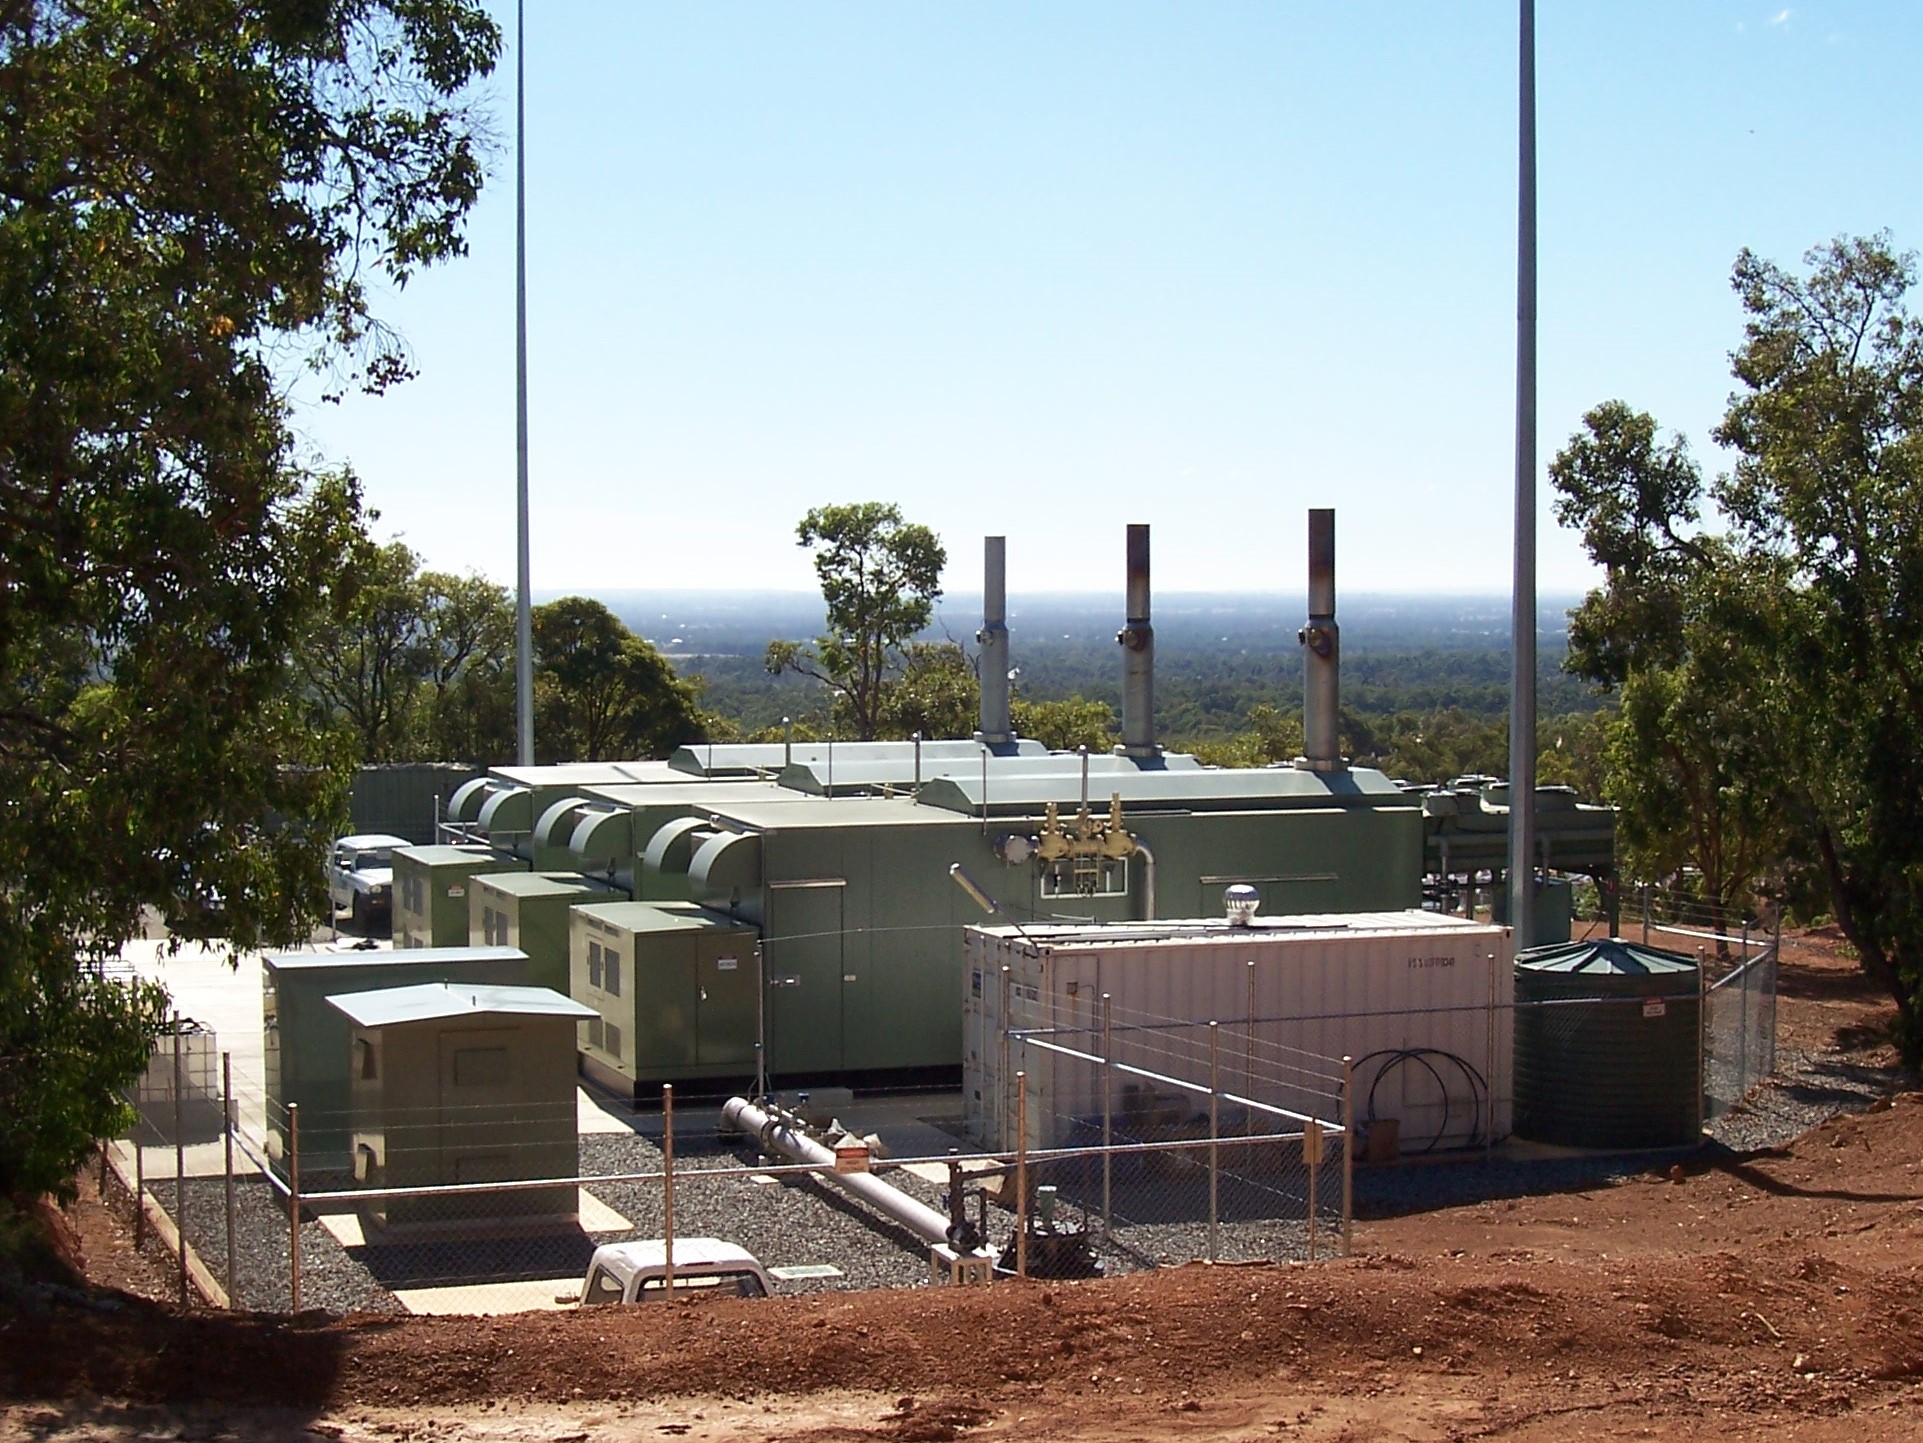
[
  {"x1": 533, "y1": 598, "x2": 705, "y2": 762},
  {"x1": 766, "y1": 503, "x2": 947, "y2": 740},
  {"x1": 877, "y1": 642, "x2": 980, "y2": 741},
  {"x1": 0, "y1": 1, "x2": 498, "y2": 1198},
  {"x1": 1010, "y1": 696, "x2": 1118, "y2": 753},
  {"x1": 1559, "y1": 234, "x2": 1923, "y2": 1057},
  {"x1": 296, "y1": 542, "x2": 516, "y2": 764}
]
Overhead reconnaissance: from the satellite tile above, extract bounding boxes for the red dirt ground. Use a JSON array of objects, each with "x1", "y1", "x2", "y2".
[{"x1": 3, "y1": 931, "x2": 1917, "y2": 1442}]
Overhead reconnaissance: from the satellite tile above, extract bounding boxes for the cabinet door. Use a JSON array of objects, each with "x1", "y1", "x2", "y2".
[
  {"x1": 764, "y1": 882, "x2": 845, "y2": 1075},
  {"x1": 695, "y1": 936, "x2": 758, "y2": 1067}
]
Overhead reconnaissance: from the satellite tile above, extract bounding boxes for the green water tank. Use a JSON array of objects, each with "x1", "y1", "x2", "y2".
[{"x1": 1513, "y1": 937, "x2": 1701, "y2": 1149}]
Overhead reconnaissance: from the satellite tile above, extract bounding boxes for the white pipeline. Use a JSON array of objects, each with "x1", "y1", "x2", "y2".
[{"x1": 721, "y1": 1097, "x2": 955, "y2": 1248}]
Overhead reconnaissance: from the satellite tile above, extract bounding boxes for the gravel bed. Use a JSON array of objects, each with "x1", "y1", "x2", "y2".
[
  {"x1": 139, "y1": 1043, "x2": 1912, "y2": 1315},
  {"x1": 1705, "y1": 1043, "x2": 1910, "y2": 1153},
  {"x1": 575, "y1": 1129, "x2": 955, "y2": 1296},
  {"x1": 173, "y1": 1172, "x2": 400, "y2": 1316}
]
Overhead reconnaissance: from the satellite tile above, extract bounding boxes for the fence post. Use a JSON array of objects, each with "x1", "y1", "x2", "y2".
[
  {"x1": 1738, "y1": 920, "x2": 1751, "y2": 1095},
  {"x1": 999, "y1": 966, "x2": 1013, "y2": 1148},
  {"x1": 133, "y1": 1107, "x2": 146, "y2": 1247},
  {"x1": 1100, "y1": 993, "x2": 1113, "y2": 1241},
  {"x1": 223, "y1": 1051, "x2": 237, "y2": 1311},
  {"x1": 1207, "y1": 1021, "x2": 1220, "y2": 1263},
  {"x1": 1341, "y1": 1055, "x2": 1354, "y2": 1257},
  {"x1": 287, "y1": 1102, "x2": 302, "y2": 1314},
  {"x1": 1485, "y1": 951, "x2": 1498, "y2": 1162},
  {"x1": 1306, "y1": 1119, "x2": 1319, "y2": 1262},
  {"x1": 1696, "y1": 948, "x2": 1708, "y2": 1133},
  {"x1": 1245, "y1": 962, "x2": 1257, "y2": 1136},
  {"x1": 662, "y1": 1084, "x2": 675, "y2": 1298},
  {"x1": 1015, "y1": 1069, "x2": 1028, "y2": 1279},
  {"x1": 173, "y1": 1022, "x2": 187, "y2": 1306},
  {"x1": 1641, "y1": 883, "x2": 1651, "y2": 945}
]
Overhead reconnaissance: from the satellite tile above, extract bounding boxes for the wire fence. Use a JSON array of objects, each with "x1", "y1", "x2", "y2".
[
  {"x1": 104, "y1": 880, "x2": 1780, "y2": 1320},
  {"x1": 109, "y1": 1059, "x2": 1351, "y2": 1318}
]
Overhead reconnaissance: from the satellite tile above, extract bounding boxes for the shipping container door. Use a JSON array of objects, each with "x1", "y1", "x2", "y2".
[{"x1": 765, "y1": 881, "x2": 845, "y2": 1075}]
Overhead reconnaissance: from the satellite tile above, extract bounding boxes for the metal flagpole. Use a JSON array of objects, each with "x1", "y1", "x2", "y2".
[
  {"x1": 1507, "y1": 0, "x2": 1538, "y2": 950},
  {"x1": 513, "y1": 0, "x2": 535, "y2": 766}
]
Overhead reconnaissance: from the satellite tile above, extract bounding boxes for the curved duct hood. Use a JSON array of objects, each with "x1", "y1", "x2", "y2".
[
  {"x1": 476, "y1": 785, "x2": 533, "y2": 833},
  {"x1": 448, "y1": 777, "x2": 494, "y2": 824},
  {"x1": 642, "y1": 815, "x2": 719, "y2": 876},
  {"x1": 691, "y1": 831, "x2": 760, "y2": 893},
  {"x1": 534, "y1": 796, "x2": 595, "y2": 851},
  {"x1": 570, "y1": 807, "x2": 633, "y2": 868}
]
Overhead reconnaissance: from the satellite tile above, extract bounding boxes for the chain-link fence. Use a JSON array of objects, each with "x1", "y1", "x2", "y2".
[
  {"x1": 107, "y1": 1064, "x2": 1352, "y2": 1319},
  {"x1": 107, "y1": 1021, "x2": 249, "y2": 1310}
]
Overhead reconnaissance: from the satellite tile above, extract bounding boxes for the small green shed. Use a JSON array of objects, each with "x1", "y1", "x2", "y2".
[
  {"x1": 1513, "y1": 938, "x2": 1703, "y2": 1149},
  {"x1": 467, "y1": 871, "x2": 621, "y2": 994},
  {"x1": 331, "y1": 982, "x2": 595, "y2": 1230},
  {"x1": 262, "y1": 945, "x2": 529, "y2": 1169},
  {"x1": 392, "y1": 846, "x2": 529, "y2": 949},
  {"x1": 571, "y1": 901, "x2": 762, "y2": 1095}
]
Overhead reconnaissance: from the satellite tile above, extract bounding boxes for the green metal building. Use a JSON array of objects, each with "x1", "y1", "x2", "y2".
[
  {"x1": 261, "y1": 945, "x2": 528, "y2": 1169},
  {"x1": 570, "y1": 900, "x2": 762, "y2": 1095},
  {"x1": 466, "y1": 871, "x2": 620, "y2": 994},
  {"x1": 333, "y1": 982, "x2": 594, "y2": 1229},
  {"x1": 391, "y1": 845, "x2": 529, "y2": 949}
]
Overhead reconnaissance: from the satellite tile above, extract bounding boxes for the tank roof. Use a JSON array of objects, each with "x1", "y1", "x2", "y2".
[{"x1": 1516, "y1": 938, "x2": 1698, "y2": 974}]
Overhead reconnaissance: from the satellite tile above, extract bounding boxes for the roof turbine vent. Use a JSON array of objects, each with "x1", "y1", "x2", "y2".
[{"x1": 1224, "y1": 883, "x2": 1262, "y2": 927}]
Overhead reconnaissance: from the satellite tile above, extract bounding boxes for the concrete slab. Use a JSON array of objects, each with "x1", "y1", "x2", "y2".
[
  {"x1": 391, "y1": 1280, "x2": 579, "y2": 1315},
  {"x1": 578, "y1": 1187, "x2": 631, "y2": 1234},
  {"x1": 314, "y1": 1188, "x2": 628, "y2": 1250}
]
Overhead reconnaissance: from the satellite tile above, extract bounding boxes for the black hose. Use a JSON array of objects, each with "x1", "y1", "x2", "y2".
[{"x1": 1351, "y1": 1047, "x2": 1491, "y2": 1154}]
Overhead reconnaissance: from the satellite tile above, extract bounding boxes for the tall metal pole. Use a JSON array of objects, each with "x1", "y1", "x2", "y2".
[
  {"x1": 1506, "y1": 0, "x2": 1538, "y2": 950},
  {"x1": 513, "y1": 0, "x2": 535, "y2": 766}
]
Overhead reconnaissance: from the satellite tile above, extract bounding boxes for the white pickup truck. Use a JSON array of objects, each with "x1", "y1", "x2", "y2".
[
  {"x1": 578, "y1": 1239, "x2": 772, "y2": 1304},
  {"x1": 327, "y1": 833, "x2": 409, "y2": 934}
]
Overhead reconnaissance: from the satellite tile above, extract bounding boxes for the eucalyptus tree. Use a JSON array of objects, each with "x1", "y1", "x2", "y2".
[{"x1": 0, "y1": 0, "x2": 500, "y2": 1199}]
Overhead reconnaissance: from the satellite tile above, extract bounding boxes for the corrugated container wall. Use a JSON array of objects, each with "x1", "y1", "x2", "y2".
[{"x1": 964, "y1": 912, "x2": 1513, "y2": 1157}]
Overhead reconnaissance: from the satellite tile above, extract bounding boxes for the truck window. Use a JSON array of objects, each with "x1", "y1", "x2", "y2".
[{"x1": 583, "y1": 1267, "x2": 624, "y2": 1306}]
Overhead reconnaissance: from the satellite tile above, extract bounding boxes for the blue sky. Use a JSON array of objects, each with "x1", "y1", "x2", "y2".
[{"x1": 290, "y1": 2, "x2": 1923, "y2": 599}]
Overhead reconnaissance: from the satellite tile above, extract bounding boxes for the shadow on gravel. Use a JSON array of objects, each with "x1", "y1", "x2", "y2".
[{"x1": 1773, "y1": 1057, "x2": 1903, "y2": 1109}]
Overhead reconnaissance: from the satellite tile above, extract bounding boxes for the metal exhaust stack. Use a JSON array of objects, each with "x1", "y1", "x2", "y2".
[
  {"x1": 976, "y1": 536, "x2": 1014, "y2": 748},
  {"x1": 1297, "y1": 508, "x2": 1344, "y2": 772},
  {"x1": 1116, "y1": 523, "x2": 1158, "y2": 759}
]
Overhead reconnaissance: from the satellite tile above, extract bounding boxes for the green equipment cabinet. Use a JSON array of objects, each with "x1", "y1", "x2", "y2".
[
  {"x1": 262, "y1": 945, "x2": 528, "y2": 1171},
  {"x1": 571, "y1": 901, "x2": 763, "y2": 1095},
  {"x1": 467, "y1": 871, "x2": 621, "y2": 994},
  {"x1": 332, "y1": 982, "x2": 595, "y2": 1230},
  {"x1": 392, "y1": 845, "x2": 528, "y2": 949}
]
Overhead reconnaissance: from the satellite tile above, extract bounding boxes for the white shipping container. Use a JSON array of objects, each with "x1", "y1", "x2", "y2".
[{"x1": 963, "y1": 911, "x2": 1513, "y2": 1156}]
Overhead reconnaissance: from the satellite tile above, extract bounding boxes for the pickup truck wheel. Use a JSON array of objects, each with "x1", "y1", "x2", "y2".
[{"x1": 351, "y1": 892, "x2": 369, "y2": 934}]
